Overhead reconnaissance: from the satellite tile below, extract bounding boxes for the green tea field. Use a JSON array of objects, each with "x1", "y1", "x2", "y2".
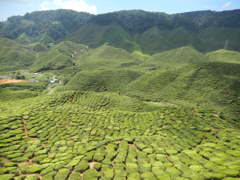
[
  {"x1": 1, "y1": 91, "x2": 240, "y2": 180},
  {"x1": 1, "y1": 7, "x2": 240, "y2": 180}
]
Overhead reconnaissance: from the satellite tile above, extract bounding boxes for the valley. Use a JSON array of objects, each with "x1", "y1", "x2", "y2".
[{"x1": 0, "y1": 9, "x2": 240, "y2": 180}]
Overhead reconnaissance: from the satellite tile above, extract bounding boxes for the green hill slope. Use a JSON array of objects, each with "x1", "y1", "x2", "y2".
[
  {"x1": 207, "y1": 49, "x2": 240, "y2": 64},
  {"x1": 141, "y1": 46, "x2": 209, "y2": 69},
  {"x1": 31, "y1": 41, "x2": 88, "y2": 72},
  {"x1": 52, "y1": 91, "x2": 158, "y2": 112},
  {"x1": 126, "y1": 50, "x2": 240, "y2": 119},
  {"x1": 0, "y1": 38, "x2": 36, "y2": 71},
  {"x1": 66, "y1": 69, "x2": 142, "y2": 92},
  {"x1": 1, "y1": 9, "x2": 240, "y2": 53},
  {"x1": 0, "y1": 39, "x2": 240, "y2": 180},
  {"x1": 77, "y1": 44, "x2": 141, "y2": 70},
  {"x1": 0, "y1": 90, "x2": 240, "y2": 179},
  {"x1": 0, "y1": 10, "x2": 93, "y2": 41},
  {"x1": 68, "y1": 24, "x2": 139, "y2": 52}
]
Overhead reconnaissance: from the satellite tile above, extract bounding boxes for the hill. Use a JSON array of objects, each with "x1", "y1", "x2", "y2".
[
  {"x1": 1, "y1": 9, "x2": 240, "y2": 53},
  {"x1": 0, "y1": 10, "x2": 240, "y2": 179},
  {"x1": 67, "y1": 24, "x2": 139, "y2": 52},
  {"x1": 207, "y1": 49, "x2": 240, "y2": 64},
  {"x1": 31, "y1": 41, "x2": 88, "y2": 72},
  {"x1": 66, "y1": 69, "x2": 142, "y2": 92},
  {"x1": 0, "y1": 10, "x2": 93, "y2": 42},
  {"x1": 126, "y1": 48, "x2": 240, "y2": 120},
  {"x1": 76, "y1": 44, "x2": 141, "y2": 70},
  {"x1": 0, "y1": 38, "x2": 36, "y2": 72},
  {"x1": 141, "y1": 46, "x2": 209, "y2": 69},
  {"x1": 0, "y1": 90, "x2": 240, "y2": 179}
]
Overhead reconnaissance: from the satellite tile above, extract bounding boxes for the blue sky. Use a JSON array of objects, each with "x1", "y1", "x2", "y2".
[{"x1": 0, "y1": 0, "x2": 240, "y2": 21}]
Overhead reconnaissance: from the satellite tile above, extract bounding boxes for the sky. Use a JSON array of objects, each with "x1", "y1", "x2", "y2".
[{"x1": 0, "y1": 0, "x2": 240, "y2": 21}]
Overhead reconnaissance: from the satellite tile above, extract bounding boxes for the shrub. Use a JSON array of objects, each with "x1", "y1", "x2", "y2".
[
  {"x1": 75, "y1": 160, "x2": 89, "y2": 172},
  {"x1": 83, "y1": 169, "x2": 100, "y2": 180},
  {"x1": 54, "y1": 168, "x2": 70, "y2": 180},
  {"x1": 68, "y1": 172, "x2": 81, "y2": 180},
  {"x1": 0, "y1": 174, "x2": 15, "y2": 180},
  {"x1": 18, "y1": 164, "x2": 44, "y2": 174},
  {"x1": 141, "y1": 172, "x2": 157, "y2": 180},
  {"x1": 42, "y1": 171, "x2": 56, "y2": 180}
]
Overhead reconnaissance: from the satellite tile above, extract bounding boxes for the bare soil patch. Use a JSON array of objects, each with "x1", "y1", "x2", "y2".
[
  {"x1": 0, "y1": 79, "x2": 27, "y2": 84},
  {"x1": 18, "y1": 161, "x2": 38, "y2": 166},
  {"x1": 0, "y1": 157, "x2": 11, "y2": 163},
  {"x1": 89, "y1": 161, "x2": 96, "y2": 169}
]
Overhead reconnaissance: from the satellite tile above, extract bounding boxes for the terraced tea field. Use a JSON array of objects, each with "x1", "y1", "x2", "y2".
[{"x1": 1, "y1": 91, "x2": 240, "y2": 180}]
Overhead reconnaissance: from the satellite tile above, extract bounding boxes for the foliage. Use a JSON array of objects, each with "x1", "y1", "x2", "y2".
[
  {"x1": 1, "y1": 9, "x2": 240, "y2": 53},
  {"x1": 0, "y1": 90, "x2": 239, "y2": 179},
  {"x1": 0, "y1": 10, "x2": 240, "y2": 178},
  {"x1": 0, "y1": 38, "x2": 36, "y2": 71}
]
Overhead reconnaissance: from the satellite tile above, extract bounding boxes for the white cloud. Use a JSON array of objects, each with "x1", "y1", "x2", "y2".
[
  {"x1": 221, "y1": 1, "x2": 232, "y2": 9},
  {"x1": 40, "y1": 0, "x2": 97, "y2": 14}
]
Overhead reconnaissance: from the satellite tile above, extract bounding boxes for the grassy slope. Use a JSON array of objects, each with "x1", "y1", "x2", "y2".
[
  {"x1": 0, "y1": 38, "x2": 240, "y2": 179},
  {"x1": 31, "y1": 41, "x2": 88, "y2": 72},
  {"x1": 66, "y1": 69, "x2": 142, "y2": 92},
  {"x1": 77, "y1": 44, "x2": 142, "y2": 70},
  {"x1": 66, "y1": 44, "x2": 145, "y2": 93},
  {"x1": 53, "y1": 91, "x2": 159, "y2": 112},
  {"x1": 141, "y1": 46, "x2": 209, "y2": 69},
  {"x1": 125, "y1": 47, "x2": 240, "y2": 120},
  {"x1": 206, "y1": 49, "x2": 240, "y2": 119},
  {"x1": 0, "y1": 38, "x2": 36, "y2": 71},
  {"x1": 207, "y1": 49, "x2": 240, "y2": 64},
  {"x1": 63, "y1": 46, "x2": 240, "y2": 120}
]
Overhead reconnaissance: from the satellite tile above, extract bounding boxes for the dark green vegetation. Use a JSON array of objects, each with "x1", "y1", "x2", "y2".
[
  {"x1": 0, "y1": 9, "x2": 240, "y2": 180},
  {"x1": 1, "y1": 9, "x2": 240, "y2": 53},
  {"x1": 0, "y1": 38, "x2": 36, "y2": 71}
]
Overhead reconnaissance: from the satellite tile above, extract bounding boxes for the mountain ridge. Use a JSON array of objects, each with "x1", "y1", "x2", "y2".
[{"x1": 1, "y1": 9, "x2": 240, "y2": 54}]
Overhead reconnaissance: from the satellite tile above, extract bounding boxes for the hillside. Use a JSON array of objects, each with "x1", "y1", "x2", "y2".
[
  {"x1": 0, "y1": 8, "x2": 240, "y2": 180},
  {"x1": 31, "y1": 41, "x2": 88, "y2": 72},
  {"x1": 0, "y1": 10, "x2": 93, "y2": 41},
  {"x1": 0, "y1": 38, "x2": 36, "y2": 72},
  {"x1": 0, "y1": 90, "x2": 240, "y2": 180},
  {"x1": 66, "y1": 69, "x2": 142, "y2": 92},
  {"x1": 0, "y1": 40, "x2": 240, "y2": 180},
  {"x1": 1, "y1": 9, "x2": 240, "y2": 53},
  {"x1": 76, "y1": 44, "x2": 141, "y2": 70},
  {"x1": 207, "y1": 49, "x2": 240, "y2": 64},
  {"x1": 141, "y1": 46, "x2": 209, "y2": 69}
]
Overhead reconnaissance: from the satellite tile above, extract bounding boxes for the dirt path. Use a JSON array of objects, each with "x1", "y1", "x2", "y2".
[
  {"x1": 47, "y1": 86, "x2": 60, "y2": 95},
  {"x1": 22, "y1": 119, "x2": 29, "y2": 137},
  {"x1": 145, "y1": 101, "x2": 177, "y2": 107},
  {"x1": 0, "y1": 79, "x2": 27, "y2": 85}
]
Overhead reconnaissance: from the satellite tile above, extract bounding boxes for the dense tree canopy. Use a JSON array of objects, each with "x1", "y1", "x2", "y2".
[{"x1": 1, "y1": 9, "x2": 240, "y2": 53}]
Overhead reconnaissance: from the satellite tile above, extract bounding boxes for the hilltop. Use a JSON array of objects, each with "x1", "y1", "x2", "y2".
[{"x1": 1, "y1": 9, "x2": 240, "y2": 53}]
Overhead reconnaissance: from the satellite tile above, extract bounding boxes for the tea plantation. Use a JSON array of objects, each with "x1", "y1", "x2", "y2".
[
  {"x1": 0, "y1": 91, "x2": 240, "y2": 180},
  {"x1": 0, "y1": 30, "x2": 240, "y2": 179}
]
